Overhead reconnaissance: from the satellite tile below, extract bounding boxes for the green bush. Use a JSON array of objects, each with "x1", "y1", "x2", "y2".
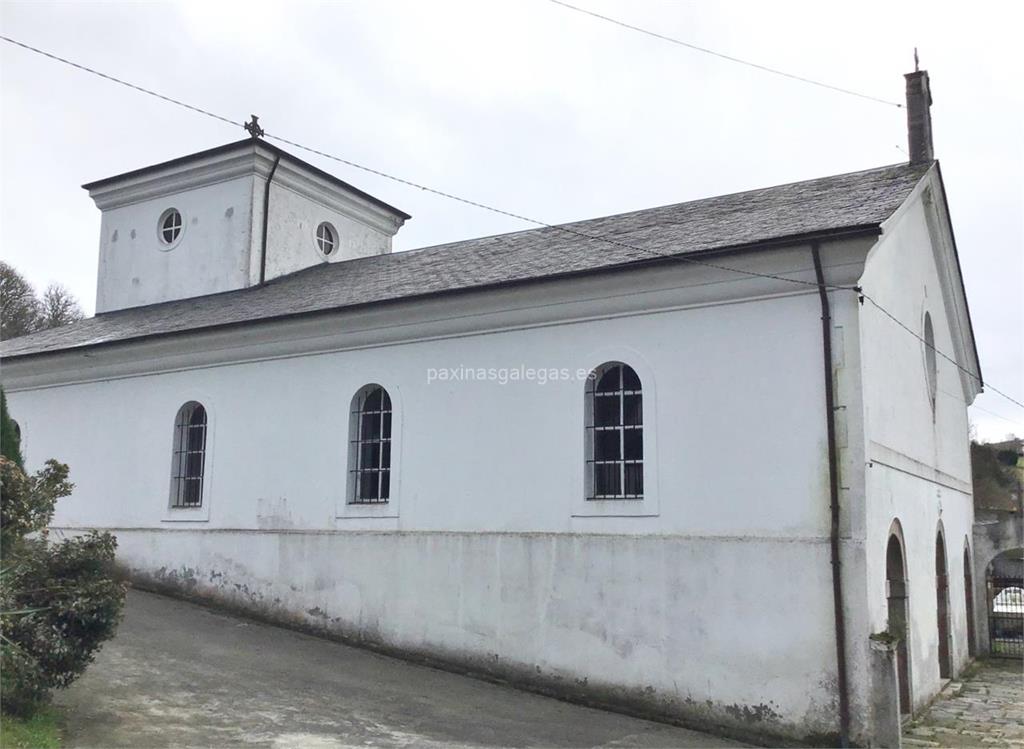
[
  {"x1": 0, "y1": 459, "x2": 70, "y2": 549},
  {"x1": 0, "y1": 631, "x2": 49, "y2": 717},
  {"x1": 0, "y1": 387, "x2": 23, "y2": 469},
  {"x1": 1, "y1": 452, "x2": 126, "y2": 716}
]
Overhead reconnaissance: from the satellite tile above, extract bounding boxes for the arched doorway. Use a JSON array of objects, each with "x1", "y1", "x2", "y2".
[
  {"x1": 886, "y1": 531, "x2": 912, "y2": 714},
  {"x1": 964, "y1": 542, "x2": 976, "y2": 657},
  {"x1": 936, "y1": 530, "x2": 952, "y2": 679}
]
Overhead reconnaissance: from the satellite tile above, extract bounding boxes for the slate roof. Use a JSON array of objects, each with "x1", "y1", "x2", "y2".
[{"x1": 0, "y1": 160, "x2": 930, "y2": 360}]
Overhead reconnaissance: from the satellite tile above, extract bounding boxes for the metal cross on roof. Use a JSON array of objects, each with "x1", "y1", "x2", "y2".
[{"x1": 244, "y1": 115, "x2": 265, "y2": 139}]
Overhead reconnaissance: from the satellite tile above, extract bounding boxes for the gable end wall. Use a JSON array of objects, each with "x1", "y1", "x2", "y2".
[{"x1": 858, "y1": 169, "x2": 976, "y2": 714}]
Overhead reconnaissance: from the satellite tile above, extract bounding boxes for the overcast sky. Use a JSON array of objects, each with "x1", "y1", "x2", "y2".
[{"x1": 1, "y1": 0, "x2": 1021, "y2": 440}]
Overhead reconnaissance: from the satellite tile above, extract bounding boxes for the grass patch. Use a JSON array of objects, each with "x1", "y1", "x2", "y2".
[{"x1": 0, "y1": 708, "x2": 61, "y2": 749}]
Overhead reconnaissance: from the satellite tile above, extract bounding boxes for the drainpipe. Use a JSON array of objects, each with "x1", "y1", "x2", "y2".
[
  {"x1": 812, "y1": 243, "x2": 851, "y2": 747},
  {"x1": 258, "y1": 153, "x2": 281, "y2": 285}
]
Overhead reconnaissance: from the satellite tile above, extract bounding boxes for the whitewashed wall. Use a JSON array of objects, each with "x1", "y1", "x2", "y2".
[
  {"x1": 91, "y1": 143, "x2": 404, "y2": 313},
  {"x1": 6, "y1": 212, "x2": 978, "y2": 743},
  {"x1": 95, "y1": 176, "x2": 255, "y2": 312},
  {"x1": 7, "y1": 249, "x2": 859, "y2": 743},
  {"x1": 859, "y1": 171, "x2": 977, "y2": 713},
  {"x1": 257, "y1": 160, "x2": 401, "y2": 284},
  {"x1": 17, "y1": 292, "x2": 834, "y2": 537}
]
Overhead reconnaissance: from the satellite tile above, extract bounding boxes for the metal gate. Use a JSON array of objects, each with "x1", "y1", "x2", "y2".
[{"x1": 988, "y1": 576, "x2": 1024, "y2": 658}]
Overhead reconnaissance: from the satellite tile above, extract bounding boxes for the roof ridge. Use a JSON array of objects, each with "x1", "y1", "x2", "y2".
[
  {"x1": 397, "y1": 161, "x2": 923, "y2": 257},
  {"x1": 2, "y1": 160, "x2": 930, "y2": 359}
]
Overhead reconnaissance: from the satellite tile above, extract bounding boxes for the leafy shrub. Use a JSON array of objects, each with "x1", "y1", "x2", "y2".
[
  {"x1": 2, "y1": 533, "x2": 125, "y2": 715},
  {"x1": 0, "y1": 458, "x2": 70, "y2": 549},
  {"x1": 0, "y1": 632, "x2": 49, "y2": 717},
  {"x1": 0, "y1": 388, "x2": 23, "y2": 469},
  {"x1": 1, "y1": 450, "x2": 126, "y2": 716}
]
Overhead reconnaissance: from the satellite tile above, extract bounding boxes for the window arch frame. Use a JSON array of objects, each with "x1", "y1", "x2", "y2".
[
  {"x1": 884, "y1": 519, "x2": 914, "y2": 715},
  {"x1": 157, "y1": 207, "x2": 184, "y2": 249},
  {"x1": 316, "y1": 221, "x2": 337, "y2": 257},
  {"x1": 935, "y1": 523, "x2": 953, "y2": 679},
  {"x1": 347, "y1": 384, "x2": 393, "y2": 505},
  {"x1": 168, "y1": 400, "x2": 208, "y2": 511},
  {"x1": 584, "y1": 361, "x2": 644, "y2": 501},
  {"x1": 923, "y1": 310, "x2": 937, "y2": 413}
]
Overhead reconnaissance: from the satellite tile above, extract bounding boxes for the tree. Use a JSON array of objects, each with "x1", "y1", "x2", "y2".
[
  {"x1": 0, "y1": 395, "x2": 126, "y2": 716},
  {"x1": 1, "y1": 387, "x2": 24, "y2": 469},
  {"x1": 0, "y1": 262, "x2": 40, "y2": 340},
  {"x1": 0, "y1": 263, "x2": 85, "y2": 340},
  {"x1": 37, "y1": 284, "x2": 83, "y2": 331},
  {"x1": 971, "y1": 437, "x2": 1022, "y2": 512}
]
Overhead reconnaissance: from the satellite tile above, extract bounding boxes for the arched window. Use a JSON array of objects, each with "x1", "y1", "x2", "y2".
[
  {"x1": 924, "y1": 312, "x2": 937, "y2": 410},
  {"x1": 349, "y1": 385, "x2": 392, "y2": 504},
  {"x1": 586, "y1": 362, "x2": 643, "y2": 500},
  {"x1": 170, "y1": 402, "x2": 207, "y2": 508}
]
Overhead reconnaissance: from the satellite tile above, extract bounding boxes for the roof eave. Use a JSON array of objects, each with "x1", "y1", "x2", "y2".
[
  {"x1": 0, "y1": 222, "x2": 881, "y2": 364},
  {"x1": 81, "y1": 138, "x2": 411, "y2": 221},
  {"x1": 932, "y1": 161, "x2": 984, "y2": 390}
]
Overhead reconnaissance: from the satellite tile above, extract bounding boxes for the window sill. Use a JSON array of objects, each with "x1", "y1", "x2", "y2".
[
  {"x1": 160, "y1": 514, "x2": 210, "y2": 523},
  {"x1": 161, "y1": 503, "x2": 210, "y2": 523},
  {"x1": 336, "y1": 502, "x2": 398, "y2": 519},
  {"x1": 572, "y1": 499, "x2": 659, "y2": 518}
]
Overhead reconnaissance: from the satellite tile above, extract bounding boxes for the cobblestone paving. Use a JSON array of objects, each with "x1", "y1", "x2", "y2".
[{"x1": 903, "y1": 659, "x2": 1023, "y2": 748}]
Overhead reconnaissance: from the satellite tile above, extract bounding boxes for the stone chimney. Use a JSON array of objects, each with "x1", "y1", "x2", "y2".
[{"x1": 905, "y1": 67, "x2": 934, "y2": 164}]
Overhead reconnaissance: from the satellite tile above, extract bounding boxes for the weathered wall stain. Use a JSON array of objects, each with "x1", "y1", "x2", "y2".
[{"x1": 122, "y1": 530, "x2": 844, "y2": 748}]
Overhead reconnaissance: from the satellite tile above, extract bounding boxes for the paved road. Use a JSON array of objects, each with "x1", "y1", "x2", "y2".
[
  {"x1": 903, "y1": 659, "x2": 1024, "y2": 748},
  {"x1": 55, "y1": 590, "x2": 742, "y2": 748}
]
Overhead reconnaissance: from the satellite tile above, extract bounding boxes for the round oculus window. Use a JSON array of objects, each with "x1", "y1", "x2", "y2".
[
  {"x1": 316, "y1": 222, "x2": 336, "y2": 256},
  {"x1": 159, "y1": 208, "x2": 183, "y2": 245}
]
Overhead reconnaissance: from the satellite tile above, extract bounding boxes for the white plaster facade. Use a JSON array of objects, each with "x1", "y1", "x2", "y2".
[
  {"x1": 87, "y1": 141, "x2": 408, "y2": 313},
  {"x1": 858, "y1": 175, "x2": 981, "y2": 714},
  {"x1": 2, "y1": 149, "x2": 981, "y2": 745}
]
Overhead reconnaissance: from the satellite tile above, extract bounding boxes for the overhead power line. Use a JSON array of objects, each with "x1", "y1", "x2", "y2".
[
  {"x1": 970, "y1": 404, "x2": 1024, "y2": 429},
  {"x1": 2, "y1": 34, "x2": 1021, "y2": 414},
  {"x1": 265, "y1": 131, "x2": 843, "y2": 291},
  {"x1": 859, "y1": 293, "x2": 1023, "y2": 410},
  {"x1": 546, "y1": 0, "x2": 903, "y2": 109},
  {"x1": 0, "y1": 35, "x2": 843, "y2": 293},
  {"x1": 938, "y1": 387, "x2": 1024, "y2": 429},
  {"x1": 0, "y1": 36, "x2": 242, "y2": 130}
]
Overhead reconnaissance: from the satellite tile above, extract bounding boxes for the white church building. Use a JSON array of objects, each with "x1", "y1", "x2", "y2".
[{"x1": 1, "y1": 70, "x2": 982, "y2": 746}]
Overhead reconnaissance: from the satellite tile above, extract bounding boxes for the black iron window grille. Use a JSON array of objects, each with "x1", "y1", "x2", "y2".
[
  {"x1": 350, "y1": 386, "x2": 392, "y2": 504},
  {"x1": 170, "y1": 402, "x2": 207, "y2": 508},
  {"x1": 586, "y1": 363, "x2": 643, "y2": 500},
  {"x1": 989, "y1": 578, "x2": 1024, "y2": 658}
]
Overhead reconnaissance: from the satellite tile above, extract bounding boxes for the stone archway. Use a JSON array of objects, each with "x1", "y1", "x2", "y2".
[
  {"x1": 935, "y1": 529, "x2": 952, "y2": 679},
  {"x1": 887, "y1": 530, "x2": 912, "y2": 714}
]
